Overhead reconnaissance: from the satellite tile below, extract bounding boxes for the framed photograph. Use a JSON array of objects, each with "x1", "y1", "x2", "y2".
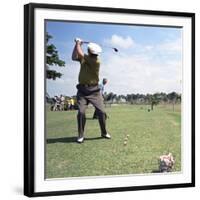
[{"x1": 24, "y1": 3, "x2": 195, "y2": 197}]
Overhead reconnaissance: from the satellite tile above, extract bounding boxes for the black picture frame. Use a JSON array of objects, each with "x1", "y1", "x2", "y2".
[{"x1": 24, "y1": 3, "x2": 195, "y2": 197}]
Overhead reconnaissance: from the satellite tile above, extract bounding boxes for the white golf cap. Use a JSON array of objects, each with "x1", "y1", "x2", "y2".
[{"x1": 88, "y1": 43, "x2": 102, "y2": 55}]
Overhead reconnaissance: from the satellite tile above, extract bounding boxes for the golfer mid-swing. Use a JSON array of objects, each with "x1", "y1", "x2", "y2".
[{"x1": 72, "y1": 38, "x2": 111, "y2": 143}]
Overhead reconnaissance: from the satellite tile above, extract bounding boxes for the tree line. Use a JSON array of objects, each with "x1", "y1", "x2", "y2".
[{"x1": 103, "y1": 92, "x2": 181, "y2": 110}]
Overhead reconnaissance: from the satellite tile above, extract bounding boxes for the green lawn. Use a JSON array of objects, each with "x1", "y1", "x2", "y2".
[{"x1": 46, "y1": 104, "x2": 181, "y2": 178}]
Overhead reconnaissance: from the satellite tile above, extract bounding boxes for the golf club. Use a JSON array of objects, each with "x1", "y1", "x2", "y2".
[
  {"x1": 75, "y1": 39, "x2": 119, "y2": 52},
  {"x1": 82, "y1": 41, "x2": 119, "y2": 52}
]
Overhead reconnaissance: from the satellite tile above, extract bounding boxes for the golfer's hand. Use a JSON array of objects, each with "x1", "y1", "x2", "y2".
[{"x1": 75, "y1": 38, "x2": 82, "y2": 45}]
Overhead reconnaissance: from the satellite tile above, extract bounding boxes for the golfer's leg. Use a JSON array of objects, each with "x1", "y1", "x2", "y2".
[
  {"x1": 92, "y1": 109, "x2": 98, "y2": 119},
  {"x1": 77, "y1": 93, "x2": 87, "y2": 138},
  {"x1": 88, "y1": 93, "x2": 107, "y2": 135}
]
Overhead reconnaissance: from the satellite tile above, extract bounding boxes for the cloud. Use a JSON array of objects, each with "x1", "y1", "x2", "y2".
[
  {"x1": 156, "y1": 38, "x2": 182, "y2": 53},
  {"x1": 47, "y1": 61, "x2": 80, "y2": 96},
  {"x1": 100, "y1": 51, "x2": 182, "y2": 95},
  {"x1": 105, "y1": 34, "x2": 135, "y2": 49},
  {"x1": 144, "y1": 45, "x2": 154, "y2": 51}
]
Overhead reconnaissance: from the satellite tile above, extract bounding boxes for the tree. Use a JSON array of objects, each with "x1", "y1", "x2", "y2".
[
  {"x1": 115, "y1": 95, "x2": 121, "y2": 103},
  {"x1": 160, "y1": 92, "x2": 168, "y2": 103},
  {"x1": 46, "y1": 33, "x2": 65, "y2": 80},
  {"x1": 167, "y1": 92, "x2": 179, "y2": 111},
  {"x1": 104, "y1": 92, "x2": 117, "y2": 104},
  {"x1": 146, "y1": 93, "x2": 160, "y2": 110},
  {"x1": 126, "y1": 94, "x2": 137, "y2": 104}
]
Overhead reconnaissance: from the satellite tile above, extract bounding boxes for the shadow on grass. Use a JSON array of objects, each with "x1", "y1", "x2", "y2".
[
  {"x1": 47, "y1": 137, "x2": 77, "y2": 144},
  {"x1": 47, "y1": 136, "x2": 103, "y2": 144},
  {"x1": 151, "y1": 169, "x2": 161, "y2": 173},
  {"x1": 85, "y1": 137, "x2": 103, "y2": 141}
]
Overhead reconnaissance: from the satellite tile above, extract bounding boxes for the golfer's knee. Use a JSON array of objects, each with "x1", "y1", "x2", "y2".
[{"x1": 96, "y1": 109, "x2": 105, "y2": 116}]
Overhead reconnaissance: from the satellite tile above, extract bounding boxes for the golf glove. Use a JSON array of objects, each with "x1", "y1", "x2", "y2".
[{"x1": 75, "y1": 38, "x2": 82, "y2": 43}]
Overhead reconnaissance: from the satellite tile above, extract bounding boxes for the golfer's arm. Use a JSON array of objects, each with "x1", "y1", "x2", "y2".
[
  {"x1": 72, "y1": 43, "x2": 84, "y2": 61},
  {"x1": 71, "y1": 44, "x2": 79, "y2": 61}
]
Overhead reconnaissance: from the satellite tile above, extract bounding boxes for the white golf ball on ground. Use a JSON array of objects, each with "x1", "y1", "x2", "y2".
[{"x1": 124, "y1": 141, "x2": 127, "y2": 146}]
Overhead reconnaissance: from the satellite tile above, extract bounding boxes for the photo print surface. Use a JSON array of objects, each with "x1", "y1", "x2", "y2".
[{"x1": 45, "y1": 20, "x2": 182, "y2": 179}]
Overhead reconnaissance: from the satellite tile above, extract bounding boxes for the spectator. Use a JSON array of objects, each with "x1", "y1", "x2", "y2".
[
  {"x1": 53, "y1": 96, "x2": 60, "y2": 111},
  {"x1": 60, "y1": 95, "x2": 65, "y2": 111},
  {"x1": 70, "y1": 98, "x2": 75, "y2": 110}
]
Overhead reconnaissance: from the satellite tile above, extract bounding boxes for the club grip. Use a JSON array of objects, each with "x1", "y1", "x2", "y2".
[{"x1": 74, "y1": 38, "x2": 82, "y2": 43}]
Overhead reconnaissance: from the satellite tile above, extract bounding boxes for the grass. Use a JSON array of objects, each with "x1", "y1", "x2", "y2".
[{"x1": 46, "y1": 104, "x2": 181, "y2": 178}]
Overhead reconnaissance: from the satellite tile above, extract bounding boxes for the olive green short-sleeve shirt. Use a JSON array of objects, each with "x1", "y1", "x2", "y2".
[{"x1": 78, "y1": 54, "x2": 100, "y2": 85}]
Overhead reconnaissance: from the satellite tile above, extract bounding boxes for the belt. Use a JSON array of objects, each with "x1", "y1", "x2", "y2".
[{"x1": 79, "y1": 84, "x2": 98, "y2": 87}]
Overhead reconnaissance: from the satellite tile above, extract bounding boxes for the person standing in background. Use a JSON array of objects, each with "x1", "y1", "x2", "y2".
[{"x1": 93, "y1": 78, "x2": 108, "y2": 119}]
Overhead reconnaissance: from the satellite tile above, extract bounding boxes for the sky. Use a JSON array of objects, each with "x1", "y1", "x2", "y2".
[{"x1": 46, "y1": 21, "x2": 182, "y2": 97}]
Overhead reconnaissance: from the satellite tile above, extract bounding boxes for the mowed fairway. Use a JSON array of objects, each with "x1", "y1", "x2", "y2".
[{"x1": 46, "y1": 104, "x2": 181, "y2": 178}]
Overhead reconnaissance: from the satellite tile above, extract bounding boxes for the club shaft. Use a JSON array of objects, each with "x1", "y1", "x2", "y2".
[
  {"x1": 82, "y1": 41, "x2": 117, "y2": 51},
  {"x1": 82, "y1": 41, "x2": 90, "y2": 44}
]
